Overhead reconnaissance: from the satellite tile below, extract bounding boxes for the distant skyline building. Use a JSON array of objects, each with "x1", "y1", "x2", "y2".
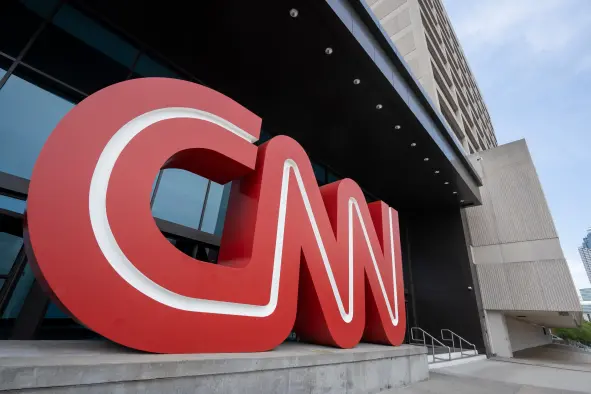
[
  {"x1": 580, "y1": 288, "x2": 591, "y2": 302},
  {"x1": 578, "y1": 229, "x2": 591, "y2": 284}
]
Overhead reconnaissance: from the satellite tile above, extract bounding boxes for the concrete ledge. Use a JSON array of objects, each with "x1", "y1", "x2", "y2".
[{"x1": 0, "y1": 341, "x2": 428, "y2": 393}]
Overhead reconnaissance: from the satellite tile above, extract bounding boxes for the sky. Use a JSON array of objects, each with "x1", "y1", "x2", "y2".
[{"x1": 443, "y1": 0, "x2": 591, "y2": 291}]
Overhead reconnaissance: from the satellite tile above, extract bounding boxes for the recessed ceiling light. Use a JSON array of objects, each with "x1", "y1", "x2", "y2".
[
  {"x1": 434, "y1": 170, "x2": 440, "y2": 174},
  {"x1": 453, "y1": 191, "x2": 457, "y2": 194},
  {"x1": 394, "y1": 125, "x2": 402, "y2": 130},
  {"x1": 410, "y1": 142, "x2": 417, "y2": 147},
  {"x1": 325, "y1": 47, "x2": 333, "y2": 55},
  {"x1": 289, "y1": 8, "x2": 299, "y2": 17},
  {"x1": 376, "y1": 104, "x2": 383, "y2": 110},
  {"x1": 424, "y1": 157, "x2": 429, "y2": 161},
  {"x1": 353, "y1": 78, "x2": 361, "y2": 85},
  {"x1": 444, "y1": 181, "x2": 449, "y2": 185}
]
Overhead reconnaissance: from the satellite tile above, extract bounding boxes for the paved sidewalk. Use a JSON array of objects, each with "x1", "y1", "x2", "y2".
[
  {"x1": 389, "y1": 370, "x2": 586, "y2": 393},
  {"x1": 389, "y1": 353, "x2": 591, "y2": 393}
]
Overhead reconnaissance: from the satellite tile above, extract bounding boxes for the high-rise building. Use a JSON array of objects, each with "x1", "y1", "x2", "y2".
[
  {"x1": 581, "y1": 288, "x2": 591, "y2": 302},
  {"x1": 368, "y1": 0, "x2": 497, "y2": 153},
  {"x1": 579, "y1": 229, "x2": 591, "y2": 284}
]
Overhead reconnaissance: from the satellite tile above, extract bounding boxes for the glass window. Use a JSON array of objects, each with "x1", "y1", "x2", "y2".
[
  {"x1": 258, "y1": 130, "x2": 272, "y2": 144},
  {"x1": 50, "y1": 5, "x2": 139, "y2": 69},
  {"x1": 312, "y1": 162, "x2": 326, "y2": 185},
  {"x1": 133, "y1": 54, "x2": 179, "y2": 78},
  {"x1": 327, "y1": 171, "x2": 340, "y2": 184},
  {"x1": 2, "y1": 263, "x2": 34, "y2": 319},
  {"x1": 0, "y1": 1, "x2": 52, "y2": 61},
  {"x1": 23, "y1": 5, "x2": 134, "y2": 95},
  {"x1": 152, "y1": 169, "x2": 209, "y2": 229},
  {"x1": 214, "y1": 183, "x2": 232, "y2": 237},
  {"x1": 45, "y1": 301, "x2": 68, "y2": 319},
  {"x1": 200, "y1": 182, "x2": 227, "y2": 234},
  {"x1": 0, "y1": 195, "x2": 26, "y2": 214},
  {"x1": 0, "y1": 232, "x2": 22, "y2": 276},
  {"x1": 0, "y1": 71, "x2": 74, "y2": 179}
]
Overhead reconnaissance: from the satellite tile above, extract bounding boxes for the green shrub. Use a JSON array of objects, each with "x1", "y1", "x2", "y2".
[{"x1": 553, "y1": 321, "x2": 591, "y2": 345}]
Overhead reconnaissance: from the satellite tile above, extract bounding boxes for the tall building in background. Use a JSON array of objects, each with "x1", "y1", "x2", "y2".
[
  {"x1": 581, "y1": 288, "x2": 591, "y2": 302},
  {"x1": 368, "y1": 0, "x2": 497, "y2": 153},
  {"x1": 367, "y1": 0, "x2": 582, "y2": 358},
  {"x1": 579, "y1": 229, "x2": 591, "y2": 284}
]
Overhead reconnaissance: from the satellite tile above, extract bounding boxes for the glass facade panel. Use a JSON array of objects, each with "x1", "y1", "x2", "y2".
[
  {"x1": 0, "y1": 232, "x2": 22, "y2": 276},
  {"x1": 0, "y1": 1, "x2": 47, "y2": 61},
  {"x1": 23, "y1": 5, "x2": 132, "y2": 95},
  {"x1": 312, "y1": 162, "x2": 326, "y2": 185},
  {"x1": 45, "y1": 301, "x2": 68, "y2": 319},
  {"x1": 133, "y1": 54, "x2": 179, "y2": 78},
  {"x1": 21, "y1": 0, "x2": 61, "y2": 19},
  {"x1": 50, "y1": 5, "x2": 139, "y2": 69},
  {"x1": 2, "y1": 264, "x2": 34, "y2": 319},
  {"x1": 327, "y1": 171, "x2": 340, "y2": 184},
  {"x1": 0, "y1": 71, "x2": 74, "y2": 179},
  {"x1": 152, "y1": 169, "x2": 209, "y2": 229},
  {"x1": 200, "y1": 182, "x2": 226, "y2": 234},
  {"x1": 0, "y1": 195, "x2": 26, "y2": 214},
  {"x1": 214, "y1": 184, "x2": 232, "y2": 237}
]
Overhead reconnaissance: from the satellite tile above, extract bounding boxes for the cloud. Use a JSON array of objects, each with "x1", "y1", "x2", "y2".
[
  {"x1": 443, "y1": 0, "x2": 591, "y2": 58},
  {"x1": 575, "y1": 54, "x2": 591, "y2": 74}
]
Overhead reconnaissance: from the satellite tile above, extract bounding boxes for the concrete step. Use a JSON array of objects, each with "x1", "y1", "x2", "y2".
[{"x1": 426, "y1": 349, "x2": 479, "y2": 363}]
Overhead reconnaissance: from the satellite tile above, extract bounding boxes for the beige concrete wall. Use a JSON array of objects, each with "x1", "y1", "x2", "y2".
[
  {"x1": 506, "y1": 316, "x2": 551, "y2": 353},
  {"x1": 366, "y1": 0, "x2": 438, "y2": 102},
  {"x1": 485, "y1": 311, "x2": 552, "y2": 357},
  {"x1": 484, "y1": 310, "x2": 512, "y2": 357},
  {"x1": 368, "y1": 0, "x2": 497, "y2": 153},
  {"x1": 464, "y1": 140, "x2": 581, "y2": 319}
]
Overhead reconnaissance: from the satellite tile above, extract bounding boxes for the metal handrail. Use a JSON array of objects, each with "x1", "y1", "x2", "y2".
[
  {"x1": 410, "y1": 327, "x2": 451, "y2": 363},
  {"x1": 441, "y1": 329, "x2": 478, "y2": 357}
]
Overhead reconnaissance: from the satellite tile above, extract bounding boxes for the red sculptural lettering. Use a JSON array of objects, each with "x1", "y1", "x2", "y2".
[{"x1": 25, "y1": 78, "x2": 406, "y2": 353}]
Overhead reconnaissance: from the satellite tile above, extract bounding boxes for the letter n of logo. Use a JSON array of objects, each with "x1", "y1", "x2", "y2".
[{"x1": 25, "y1": 78, "x2": 406, "y2": 353}]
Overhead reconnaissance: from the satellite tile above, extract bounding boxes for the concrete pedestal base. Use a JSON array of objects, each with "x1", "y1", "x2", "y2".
[{"x1": 0, "y1": 341, "x2": 427, "y2": 393}]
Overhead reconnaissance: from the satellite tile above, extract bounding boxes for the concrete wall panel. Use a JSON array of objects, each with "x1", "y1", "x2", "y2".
[
  {"x1": 477, "y1": 259, "x2": 580, "y2": 313},
  {"x1": 484, "y1": 311, "x2": 512, "y2": 357},
  {"x1": 465, "y1": 140, "x2": 580, "y2": 319},
  {"x1": 506, "y1": 316, "x2": 551, "y2": 353}
]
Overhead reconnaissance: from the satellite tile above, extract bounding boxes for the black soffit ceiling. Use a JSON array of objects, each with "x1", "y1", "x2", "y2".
[{"x1": 73, "y1": 0, "x2": 481, "y2": 210}]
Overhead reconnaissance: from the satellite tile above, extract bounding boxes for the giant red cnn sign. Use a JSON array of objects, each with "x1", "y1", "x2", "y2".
[{"x1": 25, "y1": 78, "x2": 406, "y2": 354}]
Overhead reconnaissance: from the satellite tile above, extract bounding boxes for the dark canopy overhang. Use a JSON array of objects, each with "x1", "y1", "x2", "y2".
[{"x1": 72, "y1": 0, "x2": 482, "y2": 209}]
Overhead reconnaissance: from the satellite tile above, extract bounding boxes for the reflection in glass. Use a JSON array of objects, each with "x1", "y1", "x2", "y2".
[
  {"x1": 0, "y1": 72, "x2": 74, "y2": 178},
  {"x1": 327, "y1": 171, "x2": 340, "y2": 184},
  {"x1": 312, "y1": 162, "x2": 326, "y2": 185},
  {"x1": 134, "y1": 55, "x2": 179, "y2": 78},
  {"x1": 200, "y1": 182, "x2": 226, "y2": 234},
  {"x1": 0, "y1": 1, "x2": 48, "y2": 59},
  {"x1": 2, "y1": 264, "x2": 34, "y2": 319},
  {"x1": 0, "y1": 232, "x2": 23, "y2": 276},
  {"x1": 45, "y1": 301, "x2": 68, "y2": 319},
  {"x1": 50, "y1": 5, "x2": 139, "y2": 69},
  {"x1": 0, "y1": 195, "x2": 26, "y2": 214},
  {"x1": 23, "y1": 5, "x2": 131, "y2": 94},
  {"x1": 152, "y1": 169, "x2": 209, "y2": 229}
]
